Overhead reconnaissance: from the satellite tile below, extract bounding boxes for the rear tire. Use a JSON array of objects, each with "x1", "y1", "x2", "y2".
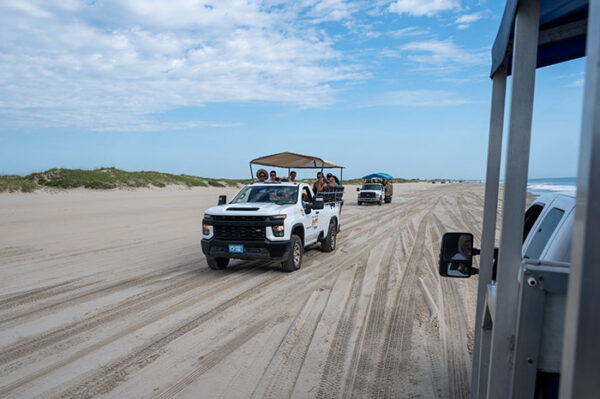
[
  {"x1": 321, "y1": 221, "x2": 337, "y2": 252},
  {"x1": 207, "y1": 256, "x2": 229, "y2": 270},
  {"x1": 385, "y1": 196, "x2": 392, "y2": 203},
  {"x1": 282, "y1": 235, "x2": 303, "y2": 272}
]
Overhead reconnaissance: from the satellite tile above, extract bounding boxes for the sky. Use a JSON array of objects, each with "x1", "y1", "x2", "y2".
[{"x1": 0, "y1": 0, "x2": 586, "y2": 180}]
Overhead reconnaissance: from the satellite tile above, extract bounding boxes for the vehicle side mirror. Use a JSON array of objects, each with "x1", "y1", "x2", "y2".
[
  {"x1": 312, "y1": 197, "x2": 325, "y2": 210},
  {"x1": 218, "y1": 195, "x2": 227, "y2": 205},
  {"x1": 356, "y1": 187, "x2": 360, "y2": 192},
  {"x1": 438, "y1": 232, "x2": 475, "y2": 278}
]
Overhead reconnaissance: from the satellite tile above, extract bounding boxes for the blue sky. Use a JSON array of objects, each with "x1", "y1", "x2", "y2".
[{"x1": 0, "y1": 0, "x2": 585, "y2": 180}]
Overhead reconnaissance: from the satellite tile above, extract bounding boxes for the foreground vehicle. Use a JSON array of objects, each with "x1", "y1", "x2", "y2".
[
  {"x1": 439, "y1": 193, "x2": 574, "y2": 396},
  {"x1": 436, "y1": 1, "x2": 599, "y2": 397},
  {"x1": 201, "y1": 152, "x2": 344, "y2": 272}
]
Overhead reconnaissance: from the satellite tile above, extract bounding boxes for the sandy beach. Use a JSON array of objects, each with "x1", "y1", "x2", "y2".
[{"x1": 0, "y1": 182, "x2": 482, "y2": 398}]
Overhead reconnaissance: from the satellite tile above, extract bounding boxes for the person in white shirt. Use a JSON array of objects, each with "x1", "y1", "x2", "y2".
[{"x1": 265, "y1": 170, "x2": 278, "y2": 183}]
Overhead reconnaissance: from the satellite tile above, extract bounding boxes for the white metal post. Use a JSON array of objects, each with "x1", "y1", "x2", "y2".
[
  {"x1": 472, "y1": 67, "x2": 507, "y2": 399},
  {"x1": 560, "y1": 1, "x2": 600, "y2": 397},
  {"x1": 486, "y1": 0, "x2": 540, "y2": 398}
]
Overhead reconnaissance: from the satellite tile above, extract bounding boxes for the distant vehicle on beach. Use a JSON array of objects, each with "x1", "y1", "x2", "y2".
[{"x1": 357, "y1": 173, "x2": 393, "y2": 205}]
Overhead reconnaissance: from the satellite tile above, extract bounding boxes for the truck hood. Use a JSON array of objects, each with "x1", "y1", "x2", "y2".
[{"x1": 205, "y1": 202, "x2": 296, "y2": 217}]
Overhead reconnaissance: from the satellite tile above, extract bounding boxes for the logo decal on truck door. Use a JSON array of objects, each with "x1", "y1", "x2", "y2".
[{"x1": 312, "y1": 217, "x2": 319, "y2": 229}]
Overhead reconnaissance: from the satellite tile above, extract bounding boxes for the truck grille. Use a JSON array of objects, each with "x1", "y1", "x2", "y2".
[
  {"x1": 360, "y1": 192, "x2": 376, "y2": 198},
  {"x1": 211, "y1": 215, "x2": 268, "y2": 241},
  {"x1": 214, "y1": 225, "x2": 266, "y2": 241}
]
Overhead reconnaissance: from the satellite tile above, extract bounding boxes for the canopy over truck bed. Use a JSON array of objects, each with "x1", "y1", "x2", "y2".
[{"x1": 249, "y1": 151, "x2": 345, "y2": 184}]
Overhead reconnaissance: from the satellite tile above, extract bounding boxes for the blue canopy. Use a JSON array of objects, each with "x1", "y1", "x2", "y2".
[
  {"x1": 362, "y1": 173, "x2": 393, "y2": 179},
  {"x1": 491, "y1": 0, "x2": 588, "y2": 77}
]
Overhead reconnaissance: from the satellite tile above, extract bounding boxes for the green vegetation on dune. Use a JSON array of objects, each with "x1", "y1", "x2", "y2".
[{"x1": 0, "y1": 168, "x2": 251, "y2": 192}]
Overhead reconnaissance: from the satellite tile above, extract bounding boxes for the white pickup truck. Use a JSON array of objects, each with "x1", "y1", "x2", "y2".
[
  {"x1": 201, "y1": 182, "x2": 341, "y2": 272},
  {"x1": 357, "y1": 182, "x2": 386, "y2": 205}
]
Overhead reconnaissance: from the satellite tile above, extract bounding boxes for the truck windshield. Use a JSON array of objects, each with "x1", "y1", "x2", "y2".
[
  {"x1": 363, "y1": 184, "x2": 382, "y2": 190},
  {"x1": 231, "y1": 186, "x2": 299, "y2": 205}
]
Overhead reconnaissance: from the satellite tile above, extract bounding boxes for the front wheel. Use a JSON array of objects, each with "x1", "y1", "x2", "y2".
[
  {"x1": 282, "y1": 235, "x2": 303, "y2": 272},
  {"x1": 378, "y1": 198, "x2": 383, "y2": 205},
  {"x1": 357, "y1": 201, "x2": 362, "y2": 206},
  {"x1": 207, "y1": 256, "x2": 229, "y2": 270},
  {"x1": 321, "y1": 221, "x2": 337, "y2": 252}
]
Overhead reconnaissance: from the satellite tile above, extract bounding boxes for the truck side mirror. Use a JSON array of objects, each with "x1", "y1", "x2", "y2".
[
  {"x1": 438, "y1": 232, "x2": 475, "y2": 278},
  {"x1": 356, "y1": 187, "x2": 360, "y2": 192},
  {"x1": 312, "y1": 197, "x2": 325, "y2": 210},
  {"x1": 218, "y1": 195, "x2": 227, "y2": 205}
]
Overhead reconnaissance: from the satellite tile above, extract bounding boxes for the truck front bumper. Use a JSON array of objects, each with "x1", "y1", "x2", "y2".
[
  {"x1": 358, "y1": 197, "x2": 380, "y2": 202},
  {"x1": 201, "y1": 238, "x2": 293, "y2": 261}
]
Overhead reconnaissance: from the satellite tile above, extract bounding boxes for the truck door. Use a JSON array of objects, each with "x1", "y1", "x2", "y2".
[
  {"x1": 301, "y1": 186, "x2": 319, "y2": 244},
  {"x1": 317, "y1": 202, "x2": 336, "y2": 237}
]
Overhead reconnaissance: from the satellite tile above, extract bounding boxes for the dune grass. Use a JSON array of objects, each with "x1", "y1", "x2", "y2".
[{"x1": 0, "y1": 168, "x2": 251, "y2": 192}]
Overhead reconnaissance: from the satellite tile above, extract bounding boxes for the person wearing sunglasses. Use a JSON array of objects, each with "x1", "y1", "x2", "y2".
[
  {"x1": 265, "y1": 170, "x2": 279, "y2": 183},
  {"x1": 255, "y1": 169, "x2": 268, "y2": 183}
]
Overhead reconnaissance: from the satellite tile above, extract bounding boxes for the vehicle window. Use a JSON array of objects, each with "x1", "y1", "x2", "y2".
[
  {"x1": 231, "y1": 186, "x2": 298, "y2": 205},
  {"x1": 363, "y1": 184, "x2": 381, "y2": 190},
  {"x1": 523, "y1": 204, "x2": 544, "y2": 242},
  {"x1": 302, "y1": 187, "x2": 312, "y2": 203},
  {"x1": 524, "y1": 208, "x2": 565, "y2": 259}
]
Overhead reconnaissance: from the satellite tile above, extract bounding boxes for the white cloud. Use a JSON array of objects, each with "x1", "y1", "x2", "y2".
[
  {"x1": 455, "y1": 12, "x2": 484, "y2": 24},
  {"x1": 567, "y1": 79, "x2": 584, "y2": 88},
  {"x1": 454, "y1": 11, "x2": 488, "y2": 29},
  {"x1": 388, "y1": 27, "x2": 430, "y2": 38},
  {"x1": 0, "y1": 0, "x2": 368, "y2": 131},
  {"x1": 366, "y1": 90, "x2": 469, "y2": 107},
  {"x1": 400, "y1": 39, "x2": 488, "y2": 71},
  {"x1": 388, "y1": 0, "x2": 460, "y2": 17}
]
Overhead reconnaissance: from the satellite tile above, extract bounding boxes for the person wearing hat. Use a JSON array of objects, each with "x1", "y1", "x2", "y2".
[{"x1": 255, "y1": 169, "x2": 268, "y2": 183}]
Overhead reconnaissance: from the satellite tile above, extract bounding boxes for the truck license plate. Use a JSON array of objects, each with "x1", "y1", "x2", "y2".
[{"x1": 229, "y1": 244, "x2": 244, "y2": 254}]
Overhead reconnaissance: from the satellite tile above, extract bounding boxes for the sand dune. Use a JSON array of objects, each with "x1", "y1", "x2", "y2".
[{"x1": 0, "y1": 183, "x2": 481, "y2": 398}]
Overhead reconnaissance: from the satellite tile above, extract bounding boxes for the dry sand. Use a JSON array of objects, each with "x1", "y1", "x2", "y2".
[{"x1": 0, "y1": 182, "x2": 483, "y2": 398}]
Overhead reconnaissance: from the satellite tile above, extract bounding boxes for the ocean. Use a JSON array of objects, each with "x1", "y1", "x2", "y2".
[{"x1": 527, "y1": 177, "x2": 577, "y2": 196}]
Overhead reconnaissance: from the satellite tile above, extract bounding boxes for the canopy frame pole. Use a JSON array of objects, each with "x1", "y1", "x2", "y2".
[
  {"x1": 486, "y1": 0, "x2": 540, "y2": 397},
  {"x1": 472, "y1": 66, "x2": 507, "y2": 399},
  {"x1": 249, "y1": 163, "x2": 254, "y2": 180},
  {"x1": 340, "y1": 168, "x2": 343, "y2": 185},
  {"x1": 560, "y1": 2, "x2": 600, "y2": 397}
]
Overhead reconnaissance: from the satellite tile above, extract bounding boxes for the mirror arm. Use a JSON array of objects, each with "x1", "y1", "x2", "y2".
[
  {"x1": 472, "y1": 247, "x2": 481, "y2": 256},
  {"x1": 470, "y1": 267, "x2": 479, "y2": 276}
]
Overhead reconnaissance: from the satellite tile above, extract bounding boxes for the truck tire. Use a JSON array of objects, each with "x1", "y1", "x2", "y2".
[
  {"x1": 282, "y1": 235, "x2": 303, "y2": 272},
  {"x1": 207, "y1": 256, "x2": 229, "y2": 270},
  {"x1": 385, "y1": 196, "x2": 392, "y2": 204},
  {"x1": 378, "y1": 197, "x2": 383, "y2": 205},
  {"x1": 357, "y1": 201, "x2": 362, "y2": 206},
  {"x1": 321, "y1": 220, "x2": 337, "y2": 252}
]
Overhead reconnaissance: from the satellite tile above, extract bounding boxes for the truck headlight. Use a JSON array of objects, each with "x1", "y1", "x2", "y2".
[
  {"x1": 203, "y1": 224, "x2": 211, "y2": 235},
  {"x1": 271, "y1": 224, "x2": 284, "y2": 237}
]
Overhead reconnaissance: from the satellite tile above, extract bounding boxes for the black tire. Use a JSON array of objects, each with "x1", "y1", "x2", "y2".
[
  {"x1": 385, "y1": 196, "x2": 392, "y2": 203},
  {"x1": 321, "y1": 220, "x2": 337, "y2": 252},
  {"x1": 378, "y1": 198, "x2": 383, "y2": 205},
  {"x1": 207, "y1": 256, "x2": 229, "y2": 270},
  {"x1": 282, "y1": 235, "x2": 303, "y2": 272},
  {"x1": 357, "y1": 201, "x2": 362, "y2": 206}
]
